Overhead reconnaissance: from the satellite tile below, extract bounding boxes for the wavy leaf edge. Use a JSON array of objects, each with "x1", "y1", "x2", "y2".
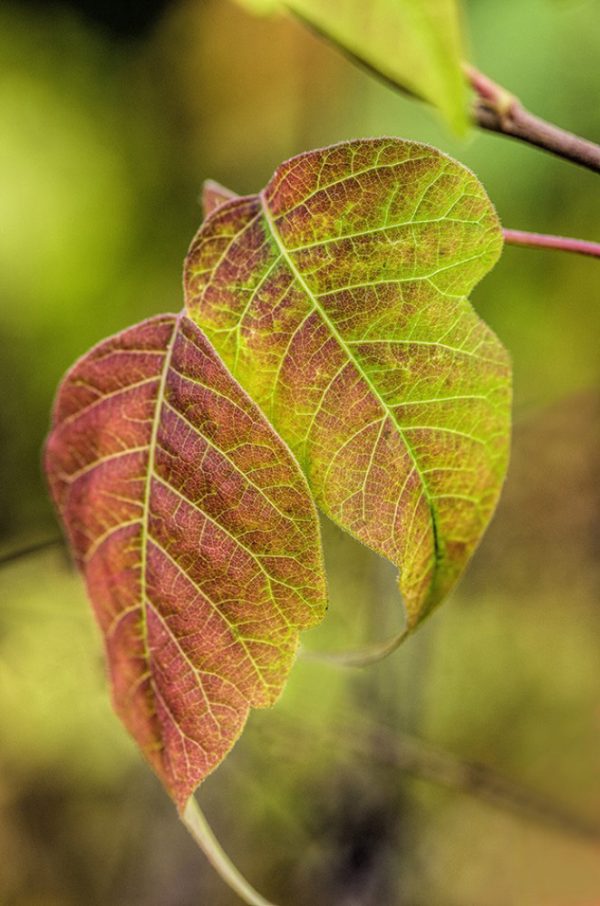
[
  {"x1": 185, "y1": 136, "x2": 512, "y2": 629},
  {"x1": 45, "y1": 311, "x2": 327, "y2": 810}
]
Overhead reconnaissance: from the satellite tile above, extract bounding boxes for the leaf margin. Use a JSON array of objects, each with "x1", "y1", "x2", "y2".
[
  {"x1": 184, "y1": 136, "x2": 511, "y2": 629},
  {"x1": 44, "y1": 310, "x2": 328, "y2": 810}
]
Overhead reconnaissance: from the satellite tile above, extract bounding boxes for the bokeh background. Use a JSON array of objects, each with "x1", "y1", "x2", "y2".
[{"x1": 1, "y1": 0, "x2": 599, "y2": 903}]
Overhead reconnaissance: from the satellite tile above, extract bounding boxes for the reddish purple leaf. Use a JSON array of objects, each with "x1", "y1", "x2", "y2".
[{"x1": 45, "y1": 313, "x2": 326, "y2": 810}]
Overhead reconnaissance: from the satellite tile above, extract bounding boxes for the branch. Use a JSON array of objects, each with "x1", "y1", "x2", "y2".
[
  {"x1": 272, "y1": 714, "x2": 600, "y2": 845},
  {"x1": 288, "y1": 11, "x2": 600, "y2": 174},
  {"x1": 467, "y1": 65, "x2": 600, "y2": 174},
  {"x1": 366, "y1": 724, "x2": 600, "y2": 843},
  {"x1": 0, "y1": 536, "x2": 64, "y2": 568},
  {"x1": 503, "y1": 229, "x2": 600, "y2": 258},
  {"x1": 182, "y1": 797, "x2": 278, "y2": 906}
]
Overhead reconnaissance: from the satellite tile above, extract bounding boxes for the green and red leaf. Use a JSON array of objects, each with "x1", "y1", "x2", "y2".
[
  {"x1": 45, "y1": 313, "x2": 326, "y2": 810},
  {"x1": 185, "y1": 138, "x2": 511, "y2": 627}
]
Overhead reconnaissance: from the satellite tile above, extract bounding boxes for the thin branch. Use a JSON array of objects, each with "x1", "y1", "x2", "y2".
[
  {"x1": 467, "y1": 65, "x2": 600, "y2": 174},
  {"x1": 0, "y1": 535, "x2": 64, "y2": 568},
  {"x1": 274, "y1": 713, "x2": 600, "y2": 845},
  {"x1": 503, "y1": 229, "x2": 600, "y2": 258},
  {"x1": 300, "y1": 626, "x2": 410, "y2": 667},
  {"x1": 181, "y1": 797, "x2": 278, "y2": 906},
  {"x1": 365, "y1": 724, "x2": 600, "y2": 843},
  {"x1": 288, "y1": 11, "x2": 600, "y2": 174}
]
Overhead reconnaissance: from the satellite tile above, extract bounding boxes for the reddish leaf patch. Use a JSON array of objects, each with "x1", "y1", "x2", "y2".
[{"x1": 45, "y1": 313, "x2": 326, "y2": 809}]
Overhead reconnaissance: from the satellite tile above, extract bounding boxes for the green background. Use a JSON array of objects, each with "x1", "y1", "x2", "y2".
[{"x1": 0, "y1": 0, "x2": 599, "y2": 903}]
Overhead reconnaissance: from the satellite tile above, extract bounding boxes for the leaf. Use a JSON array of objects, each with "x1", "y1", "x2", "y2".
[
  {"x1": 44, "y1": 312, "x2": 326, "y2": 810},
  {"x1": 235, "y1": 0, "x2": 467, "y2": 133},
  {"x1": 184, "y1": 138, "x2": 511, "y2": 627},
  {"x1": 202, "y1": 179, "x2": 239, "y2": 218}
]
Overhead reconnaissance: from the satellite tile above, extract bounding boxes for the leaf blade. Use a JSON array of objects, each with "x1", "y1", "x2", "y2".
[
  {"x1": 45, "y1": 313, "x2": 326, "y2": 809},
  {"x1": 185, "y1": 138, "x2": 511, "y2": 625}
]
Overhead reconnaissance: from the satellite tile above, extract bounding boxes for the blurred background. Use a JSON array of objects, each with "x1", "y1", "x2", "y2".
[{"x1": 0, "y1": 0, "x2": 599, "y2": 903}]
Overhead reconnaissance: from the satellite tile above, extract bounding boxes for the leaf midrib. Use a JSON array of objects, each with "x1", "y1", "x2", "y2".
[
  {"x1": 136, "y1": 316, "x2": 290, "y2": 701},
  {"x1": 138, "y1": 317, "x2": 179, "y2": 677},
  {"x1": 258, "y1": 191, "x2": 441, "y2": 583}
]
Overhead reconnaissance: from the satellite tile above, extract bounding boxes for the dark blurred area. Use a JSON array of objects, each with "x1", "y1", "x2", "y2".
[
  {"x1": 0, "y1": 0, "x2": 599, "y2": 903},
  {"x1": 18, "y1": 0, "x2": 173, "y2": 39}
]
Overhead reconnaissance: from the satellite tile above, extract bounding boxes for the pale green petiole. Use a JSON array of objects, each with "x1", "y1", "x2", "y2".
[{"x1": 181, "y1": 797, "x2": 278, "y2": 906}]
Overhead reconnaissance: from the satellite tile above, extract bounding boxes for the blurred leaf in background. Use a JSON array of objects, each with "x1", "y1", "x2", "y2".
[{"x1": 234, "y1": 0, "x2": 468, "y2": 132}]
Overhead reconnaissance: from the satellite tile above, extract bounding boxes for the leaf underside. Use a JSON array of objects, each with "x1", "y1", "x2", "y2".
[
  {"x1": 45, "y1": 313, "x2": 326, "y2": 810},
  {"x1": 185, "y1": 138, "x2": 511, "y2": 627},
  {"x1": 235, "y1": 0, "x2": 467, "y2": 132}
]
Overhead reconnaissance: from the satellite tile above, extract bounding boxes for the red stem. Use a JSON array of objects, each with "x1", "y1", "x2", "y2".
[
  {"x1": 503, "y1": 229, "x2": 600, "y2": 258},
  {"x1": 465, "y1": 65, "x2": 600, "y2": 174}
]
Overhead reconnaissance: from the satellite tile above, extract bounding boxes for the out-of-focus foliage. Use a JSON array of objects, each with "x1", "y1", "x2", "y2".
[
  {"x1": 235, "y1": 0, "x2": 468, "y2": 132},
  {"x1": 0, "y1": 552, "x2": 134, "y2": 782},
  {"x1": 1, "y1": 0, "x2": 599, "y2": 903}
]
